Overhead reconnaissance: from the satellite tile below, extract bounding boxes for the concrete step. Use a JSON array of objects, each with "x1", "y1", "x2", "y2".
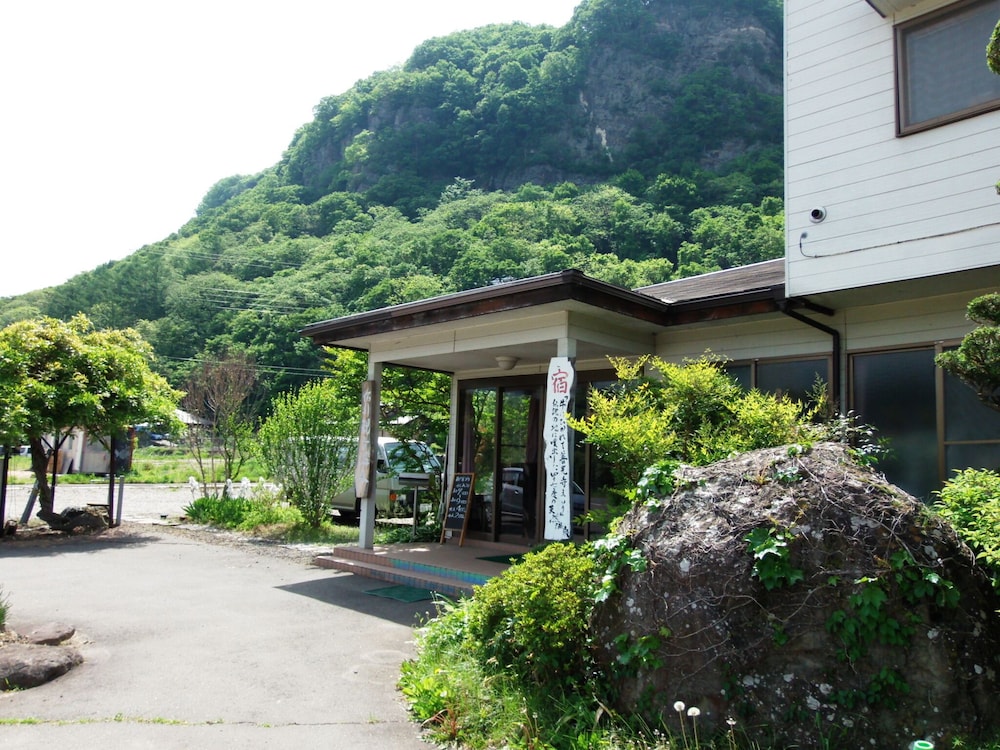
[
  {"x1": 315, "y1": 554, "x2": 478, "y2": 598},
  {"x1": 314, "y1": 542, "x2": 523, "y2": 598}
]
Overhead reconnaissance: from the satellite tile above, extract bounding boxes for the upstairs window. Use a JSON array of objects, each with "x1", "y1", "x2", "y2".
[{"x1": 896, "y1": 0, "x2": 1000, "y2": 134}]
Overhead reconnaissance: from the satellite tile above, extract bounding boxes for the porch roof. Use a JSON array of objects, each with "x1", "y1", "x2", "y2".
[
  {"x1": 302, "y1": 265, "x2": 789, "y2": 374},
  {"x1": 638, "y1": 259, "x2": 786, "y2": 323}
]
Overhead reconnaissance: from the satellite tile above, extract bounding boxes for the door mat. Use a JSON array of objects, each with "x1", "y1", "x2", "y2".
[
  {"x1": 477, "y1": 554, "x2": 524, "y2": 564},
  {"x1": 365, "y1": 584, "x2": 435, "y2": 602}
]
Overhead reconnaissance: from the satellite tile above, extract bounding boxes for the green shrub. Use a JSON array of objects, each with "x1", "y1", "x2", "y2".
[
  {"x1": 568, "y1": 354, "x2": 809, "y2": 487},
  {"x1": 183, "y1": 496, "x2": 220, "y2": 523},
  {"x1": 183, "y1": 496, "x2": 254, "y2": 527},
  {"x1": 0, "y1": 586, "x2": 9, "y2": 629},
  {"x1": 400, "y1": 600, "x2": 526, "y2": 747},
  {"x1": 376, "y1": 515, "x2": 442, "y2": 544},
  {"x1": 466, "y1": 542, "x2": 596, "y2": 691},
  {"x1": 400, "y1": 548, "x2": 600, "y2": 748},
  {"x1": 714, "y1": 388, "x2": 805, "y2": 459},
  {"x1": 935, "y1": 468, "x2": 1000, "y2": 585},
  {"x1": 238, "y1": 499, "x2": 303, "y2": 530}
]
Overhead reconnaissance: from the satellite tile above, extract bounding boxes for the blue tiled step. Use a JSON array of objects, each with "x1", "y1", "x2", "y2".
[{"x1": 314, "y1": 542, "x2": 521, "y2": 598}]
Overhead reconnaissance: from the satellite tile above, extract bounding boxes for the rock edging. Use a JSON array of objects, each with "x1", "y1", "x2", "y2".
[{"x1": 0, "y1": 622, "x2": 83, "y2": 690}]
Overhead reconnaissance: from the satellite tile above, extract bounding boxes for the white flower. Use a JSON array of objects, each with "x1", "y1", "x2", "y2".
[
  {"x1": 687, "y1": 707, "x2": 701, "y2": 717},
  {"x1": 673, "y1": 701, "x2": 686, "y2": 713}
]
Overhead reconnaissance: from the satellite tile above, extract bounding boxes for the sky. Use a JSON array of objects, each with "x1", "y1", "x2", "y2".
[{"x1": 0, "y1": 0, "x2": 582, "y2": 299}]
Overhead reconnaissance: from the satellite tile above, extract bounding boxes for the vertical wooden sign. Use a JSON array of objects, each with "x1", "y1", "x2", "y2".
[{"x1": 355, "y1": 380, "x2": 375, "y2": 499}]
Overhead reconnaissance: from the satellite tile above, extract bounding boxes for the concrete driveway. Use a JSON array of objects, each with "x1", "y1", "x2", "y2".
[{"x1": 0, "y1": 526, "x2": 436, "y2": 749}]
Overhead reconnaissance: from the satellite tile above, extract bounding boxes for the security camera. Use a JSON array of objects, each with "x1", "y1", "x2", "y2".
[{"x1": 809, "y1": 206, "x2": 827, "y2": 223}]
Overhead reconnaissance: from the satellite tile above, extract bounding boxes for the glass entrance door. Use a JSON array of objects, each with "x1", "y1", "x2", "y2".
[
  {"x1": 497, "y1": 388, "x2": 540, "y2": 543},
  {"x1": 459, "y1": 383, "x2": 542, "y2": 544}
]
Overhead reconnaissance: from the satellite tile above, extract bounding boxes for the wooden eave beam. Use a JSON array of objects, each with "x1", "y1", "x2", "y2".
[{"x1": 660, "y1": 287, "x2": 786, "y2": 326}]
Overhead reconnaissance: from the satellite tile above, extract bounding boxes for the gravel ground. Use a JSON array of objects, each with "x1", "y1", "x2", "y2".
[
  {"x1": 3, "y1": 481, "x2": 202, "y2": 524},
  {"x1": 1, "y1": 482, "x2": 336, "y2": 564},
  {"x1": 0, "y1": 521, "x2": 337, "y2": 566}
]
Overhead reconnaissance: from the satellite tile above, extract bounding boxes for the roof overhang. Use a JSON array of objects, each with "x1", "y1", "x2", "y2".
[
  {"x1": 301, "y1": 267, "x2": 789, "y2": 375},
  {"x1": 792, "y1": 264, "x2": 1000, "y2": 311},
  {"x1": 864, "y1": 0, "x2": 924, "y2": 17},
  {"x1": 302, "y1": 270, "x2": 677, "y2": 374},
  {"x1": 303, "y1": 269, "x2": 671, "y2": 344}
]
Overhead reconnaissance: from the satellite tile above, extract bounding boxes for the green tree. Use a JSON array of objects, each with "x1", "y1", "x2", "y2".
[
  {"x1": 0, "y1": 315, "x2": 180, "y2": 529},
  {"x1": 182, "y1": 349, "x2": 262, "y2": 499},
  {"x1": 322, "y1": 349, "x2": 451, "y2": 450},
  {"x1": 935, "y1": 293, "x2": 1000, "y2": 412},
  {"x1": 256, "y1": 379, "x2": 360, "y2": 527},
  {"x1": 990, "y1": 19, "x2": 1000, "y2": 194},
  {"x1": 989, "y1": 18, "x2": 999, "y2": 75},
  {"x1": 677, "y1": 199, "x2": 784, "y2": 276}
]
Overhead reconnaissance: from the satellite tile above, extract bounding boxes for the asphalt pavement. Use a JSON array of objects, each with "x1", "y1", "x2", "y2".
[{"x1": 0, "y1": 525, "x2": 438, "y2": 749}]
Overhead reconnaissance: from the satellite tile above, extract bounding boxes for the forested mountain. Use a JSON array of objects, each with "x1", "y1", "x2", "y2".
[{"x1": 0, "y1": 0, "x2": 785, "y2": 398}]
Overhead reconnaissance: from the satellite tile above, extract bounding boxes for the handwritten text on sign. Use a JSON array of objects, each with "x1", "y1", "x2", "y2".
[{"x1": 543, "y1": 357, "x2": 575, "y2": 540}]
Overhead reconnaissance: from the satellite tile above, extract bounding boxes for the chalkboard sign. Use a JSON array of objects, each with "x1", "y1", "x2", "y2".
[{"x1": 440, "y1": 473, "x2": 475, "y2": 546}]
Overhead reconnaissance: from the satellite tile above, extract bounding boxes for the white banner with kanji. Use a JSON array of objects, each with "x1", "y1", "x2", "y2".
[{"x1": 543, "y1": 357, "x2": 575, "y2": 540}]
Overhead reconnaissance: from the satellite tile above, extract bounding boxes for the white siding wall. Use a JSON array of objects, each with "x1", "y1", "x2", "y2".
[
  {"x1": 785, "y1": 0, "x2": 1000, "y2": 297},
  {"x1": 656, "y1": 286, "x2": 990, "y2": 362},
  {"x1": 842, "y1": 285, "x2": 992, "y2": 349},
  {"x1": 655, "y1": 314, "x2": 831, "y2": 362}
]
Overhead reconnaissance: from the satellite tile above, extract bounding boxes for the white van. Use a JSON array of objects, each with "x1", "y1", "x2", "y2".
[{"x1": 331, "y1": 437, "x2": 441, "y2": 519}]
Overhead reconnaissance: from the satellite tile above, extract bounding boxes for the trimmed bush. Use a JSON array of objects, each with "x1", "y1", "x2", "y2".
[
  {"x1": 466, "y1": 542, "x2": 596, "y2": 690},
  {"x1": 936, "y1": 468, "x2": 1000, "y2": 586}
]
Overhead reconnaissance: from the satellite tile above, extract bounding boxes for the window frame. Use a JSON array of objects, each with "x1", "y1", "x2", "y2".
[
  {"x1": 724, "y1": 354, "x2": 832, "y2": 404},
  {"x1": 895, "y1": 0, "x2": 1000, "y2": 135},
  {"x1": 848, "y1": 341, "x2": 1000, "y2": 498}
]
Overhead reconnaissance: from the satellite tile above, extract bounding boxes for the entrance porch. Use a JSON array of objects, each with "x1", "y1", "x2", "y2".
[{"x1": 314, "y1": 538, "x2": 526, "y2": 598}]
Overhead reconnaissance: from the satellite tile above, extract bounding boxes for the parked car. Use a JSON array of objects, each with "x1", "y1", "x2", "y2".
[
  {"x1": 498, "y1": 466, "x2": 585, "y2": 521},
  {"x1": 331, "y1": 437, "x2": 441, "y2": 519}
]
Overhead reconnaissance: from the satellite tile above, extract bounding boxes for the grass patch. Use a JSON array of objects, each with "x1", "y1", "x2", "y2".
[
  {"x1": 180, "y1": 485, "x2": 446, "y2": 547},
  {"x1": 275, "y1": 521, "x2": 360, "y2": 545},
  {"x1": 0, "y1": 715, "x2": 232, "y2": 727}
]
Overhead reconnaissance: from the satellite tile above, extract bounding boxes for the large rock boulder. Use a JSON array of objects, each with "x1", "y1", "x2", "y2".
[
  {"x1": 0, "y1": 643, "x2": 82, "y2": 689},
  {"x1": 40, "y1": 506, "x2": 108, "y2": 534},
  {"x1": 0, "y1": 623, "x2": 81, "y2": 690},
  {"x1": 590, "y1": 442, "x2": 1000, "y2": 749}
]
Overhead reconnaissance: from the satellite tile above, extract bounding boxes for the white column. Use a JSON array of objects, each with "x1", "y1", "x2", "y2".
[
  {"x1": 445, "y1": 374, "x2": 459, "y2": 508},
  {"x1": 358, "y1": 360, "x2": 382, "y2": 550},
  {"x1": 557, "y1": 337, "x2": 577, "y2": 360}
]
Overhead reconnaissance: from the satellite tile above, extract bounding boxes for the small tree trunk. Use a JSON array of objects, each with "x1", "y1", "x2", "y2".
[{"x1": 28, "y1": 436, "x2": 57, "y2": 525}]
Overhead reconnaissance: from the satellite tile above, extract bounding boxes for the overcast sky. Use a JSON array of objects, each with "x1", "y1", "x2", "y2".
[{"x1": 0, "y1": 0, "x2": 581, "y2": 299}]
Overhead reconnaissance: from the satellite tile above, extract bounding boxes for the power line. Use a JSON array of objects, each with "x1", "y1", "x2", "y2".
[{"x1": 157, "y1": 355, "x2": 336, "y2": 379}]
